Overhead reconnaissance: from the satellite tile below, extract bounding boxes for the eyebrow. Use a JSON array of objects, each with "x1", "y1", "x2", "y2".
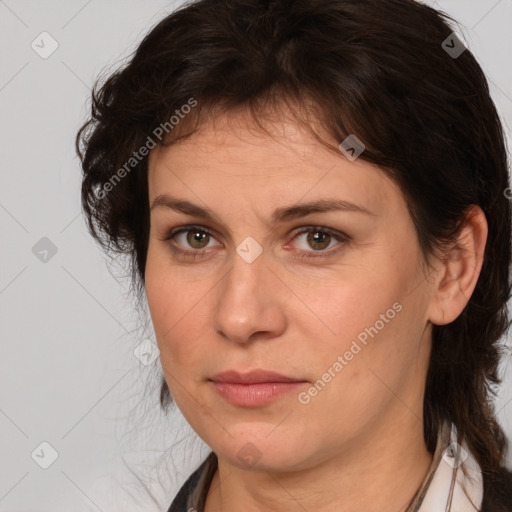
[{"x1": 150, "y1": 194, "x2": 375, "y2": 224}]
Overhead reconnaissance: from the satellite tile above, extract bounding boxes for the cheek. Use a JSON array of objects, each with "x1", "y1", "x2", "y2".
[
  {"x1": 145, "y1": 249, "x2": 171, "y2": 337},
  {"x1": 289, "y1": 259, "x2": 407, "y2": 346},
  {"x1": 295, "y1": 298, "x2": 426, "y2": 443},
  {"x1": 145, "y1": 275, "x2": 207, "y2": 411},
  {"x1": 295, "y1": 249, "x2": 427, "y2": 388},
  {"x1": 144, "y1": 249, "x2": 212, "y2": 373},
  {"x1": 316, "y1": 274, "x2": 429, "y2": 410}
]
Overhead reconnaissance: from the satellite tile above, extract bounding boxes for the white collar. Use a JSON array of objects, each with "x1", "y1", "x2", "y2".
[{"x1": 417, "y1": 421, "x2": 483, "y2": 512}]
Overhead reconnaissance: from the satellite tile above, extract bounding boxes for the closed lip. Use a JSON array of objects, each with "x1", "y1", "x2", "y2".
[{"x1": 209, "y1": 369, "x2": 306, "y2": 384}]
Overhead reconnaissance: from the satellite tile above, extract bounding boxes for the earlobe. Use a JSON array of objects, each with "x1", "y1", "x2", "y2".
[{"x1": 427, "y1": 205, "x2": 488, "y2": 326}]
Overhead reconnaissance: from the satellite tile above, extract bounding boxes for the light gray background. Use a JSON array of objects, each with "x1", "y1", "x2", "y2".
[{"x1": 1, "y1": 1, "x2": 511, "y2": 511}]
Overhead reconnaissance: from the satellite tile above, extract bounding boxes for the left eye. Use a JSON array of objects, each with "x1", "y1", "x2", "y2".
[{"x1": 291, "y1": 227, "x2": 344, "y2": 252}]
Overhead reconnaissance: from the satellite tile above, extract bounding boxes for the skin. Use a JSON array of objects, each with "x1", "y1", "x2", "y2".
[{"x1": 144, "y1": 106, "x2": 487, "y2": 512}]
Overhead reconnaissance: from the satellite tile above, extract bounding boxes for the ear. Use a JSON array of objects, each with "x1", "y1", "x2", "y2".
[{"x1": 427, "y1": 205, "x2": 488, "y2": 326}]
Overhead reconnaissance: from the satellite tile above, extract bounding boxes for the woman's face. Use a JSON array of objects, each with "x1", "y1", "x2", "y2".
[{"x1": 145, "y1": 108, "x2": 438, "y2": 471}]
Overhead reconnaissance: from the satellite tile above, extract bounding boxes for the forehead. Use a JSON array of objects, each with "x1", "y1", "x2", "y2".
[
  {"x1": 150, "y1": 106, "x2": 327, "y2": 166},
  {"x1": 147, "y1": 107, "x2": 402, "y2": 217}
]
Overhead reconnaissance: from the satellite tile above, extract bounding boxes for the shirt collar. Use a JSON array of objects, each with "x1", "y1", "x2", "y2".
[{"x1": 411, "y1": 419, "x2": 484, "y2": 512}]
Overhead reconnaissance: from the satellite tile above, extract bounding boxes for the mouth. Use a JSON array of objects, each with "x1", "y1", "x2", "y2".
[{"x1": 209, "y1": 369, "x2": 308, "y2": 407}]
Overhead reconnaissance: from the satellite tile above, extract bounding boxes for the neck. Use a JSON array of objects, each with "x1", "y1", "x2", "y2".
[{"x1": 204, "y1": 415, "x2": 433, "y2": 512}]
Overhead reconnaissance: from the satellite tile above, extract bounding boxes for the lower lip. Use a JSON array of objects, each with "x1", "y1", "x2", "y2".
[{"x1": 211, "y1": 381, "x2": 306, "y2": 407}]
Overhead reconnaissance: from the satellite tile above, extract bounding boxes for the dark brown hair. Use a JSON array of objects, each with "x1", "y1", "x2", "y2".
[{"x1": 76, "y1": 0, "x2": 511, "y2": 484}]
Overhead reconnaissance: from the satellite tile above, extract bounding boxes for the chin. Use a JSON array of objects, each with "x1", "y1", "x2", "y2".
[{"x1": 213, "y1": 429, "x2": 315, "y2": 472}]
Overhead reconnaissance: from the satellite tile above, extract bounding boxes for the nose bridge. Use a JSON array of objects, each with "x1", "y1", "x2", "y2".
[
  {"x1": 213, "y1": 241, "x2": 283, "y2": 343},
  {"x1": 225, "y1": 233, "x2": 267, "y2": 295},
  {"x1": 222, "y1": 243, "x2": 267, "y2": 309}
]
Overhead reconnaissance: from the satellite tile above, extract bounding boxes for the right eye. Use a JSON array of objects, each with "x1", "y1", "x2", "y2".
[{"x1": 161, "y1": 225, "x2": 223, "y2": 259}]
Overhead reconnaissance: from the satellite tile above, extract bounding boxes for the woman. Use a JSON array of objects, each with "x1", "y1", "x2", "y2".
[{"x1": 76, "y1": 0, "x2": 512, "y2": 510}]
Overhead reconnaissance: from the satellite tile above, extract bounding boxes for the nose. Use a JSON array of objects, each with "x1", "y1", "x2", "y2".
[{"x1": 213, "y1": 247, "x2": 287, "y2": 345}]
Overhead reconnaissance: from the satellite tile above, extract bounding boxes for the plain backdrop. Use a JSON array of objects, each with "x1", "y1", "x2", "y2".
[{"x1": 1, "y1": 1, "x2": 511, "y2": 511}]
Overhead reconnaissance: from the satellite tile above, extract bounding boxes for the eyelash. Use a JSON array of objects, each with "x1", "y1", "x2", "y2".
[{"x1": 160, "y1": 224, "x2": 349, "y2": 261}]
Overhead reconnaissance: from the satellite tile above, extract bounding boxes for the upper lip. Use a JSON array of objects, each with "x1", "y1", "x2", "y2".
[{"x1": 209, "y1": 369, "x2": 306, "y2": 384}]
